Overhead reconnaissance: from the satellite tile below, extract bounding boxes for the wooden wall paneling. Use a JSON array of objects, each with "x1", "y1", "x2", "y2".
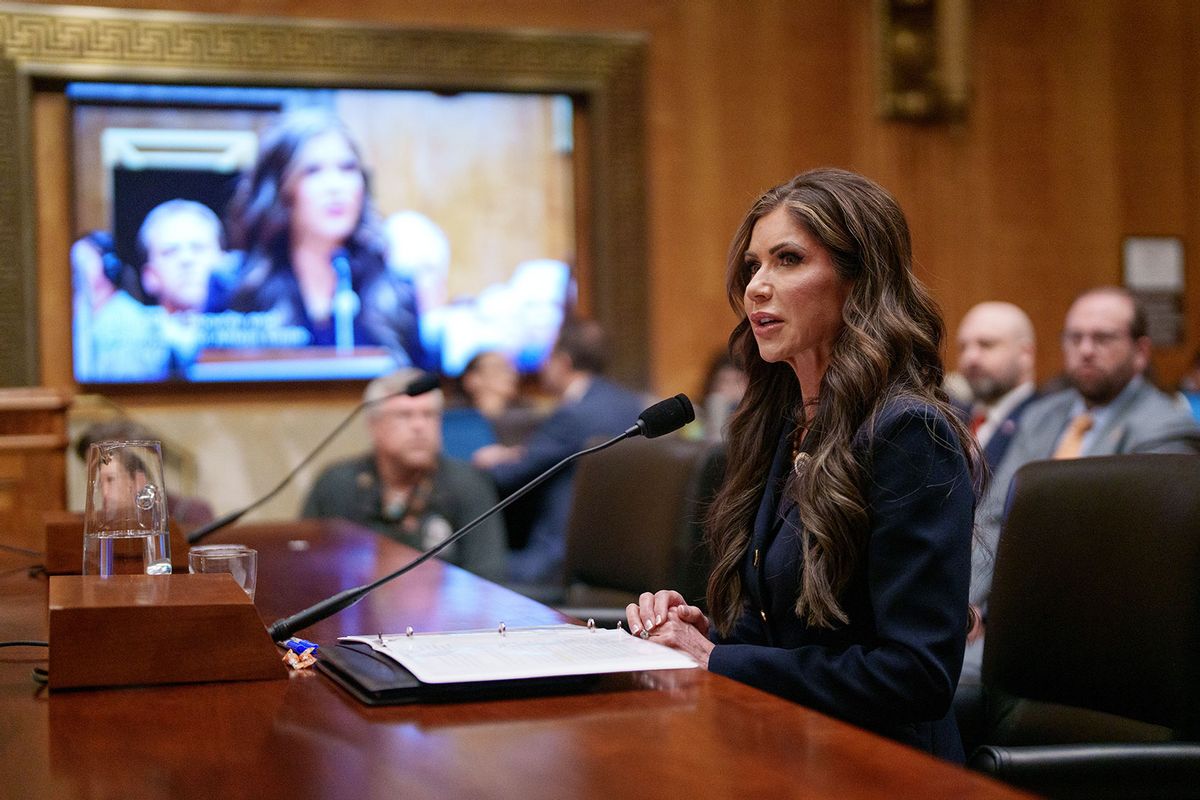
[
  {"x1": 34, "y1": 91, "x2": 73, "y2": 390},
  {"x1": 0, "y1": 388, "x2": 70, "y2": 552},
  {"x1": 931, "y1": 1, "x2": 1124, "y2": 384},
  {"x1": 1112, "y1": 0, "x2": 1195, "y2": 383},
  {"x1": 648, "y1": 1, "x2": 737, "y2": 400},
  {"x1": 0, "y1": 47, "x2": 36, "y2": 386},
  {"x1": 648, "y1": 1, "x2": 871, "y2": 399},
  {"x1": 1188, "y1": 1, "x2": 1200, "y2": 378},
  {"x1": 1014, "y1": 2, "x2": 1122, "y2": 382}
]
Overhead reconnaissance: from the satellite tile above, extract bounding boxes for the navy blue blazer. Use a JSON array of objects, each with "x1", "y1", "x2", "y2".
[
  {"x1": 491, "y1": 376, "x2": 644, "y2": 584},
  {"x1": 707, "y1": 399, "x2": 974, "y2": 762}
]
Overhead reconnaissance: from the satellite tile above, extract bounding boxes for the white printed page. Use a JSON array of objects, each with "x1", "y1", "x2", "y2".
[{"x1": 341, "y1": 625, "x2": 698, "y2": 684}]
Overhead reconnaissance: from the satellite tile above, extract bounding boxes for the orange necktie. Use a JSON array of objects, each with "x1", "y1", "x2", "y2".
[{"x1": 1053, "y1": 413, "x2": 1094, "y2": 459}]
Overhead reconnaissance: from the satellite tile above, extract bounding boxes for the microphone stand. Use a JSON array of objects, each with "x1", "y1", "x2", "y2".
[
  {"x1": 266, "y1": 428, "x2": 639, "y2": 642},
  {"x1": 331, "y1": 251, "x2": 359, "y2": 355}
]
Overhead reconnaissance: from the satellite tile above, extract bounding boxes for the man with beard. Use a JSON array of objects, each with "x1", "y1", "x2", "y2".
[
  {"x1": 961, "y1": 287, "x2": 1200, "y2": 685},
  {"x1": 955, "y1": 301, "x2": 1039, "y2": 470}
]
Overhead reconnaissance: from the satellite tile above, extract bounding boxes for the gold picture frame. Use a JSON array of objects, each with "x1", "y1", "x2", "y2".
[{"x1": 0, "y1": 2, "x2": 647, "y2": 386}]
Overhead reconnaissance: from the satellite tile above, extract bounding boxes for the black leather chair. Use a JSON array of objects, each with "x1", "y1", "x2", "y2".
[
  {"x1": 968, "y1": 454, "x2": 1200, "y2": 799},
  {"x1": 555, "y1": 436, "x2": 723, "y2": 626}
]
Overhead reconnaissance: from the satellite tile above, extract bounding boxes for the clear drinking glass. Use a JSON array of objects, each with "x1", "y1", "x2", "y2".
[
  {"x1": 82, "y1": 440, "x2": 172, "y2": 576},
  {"x1": 188, "y1": 545, "x2": 257, "y2": 600}
]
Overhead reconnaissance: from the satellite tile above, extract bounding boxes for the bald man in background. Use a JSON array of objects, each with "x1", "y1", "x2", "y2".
[{"x1": 955, "y1": 301, "x2": 1039, "y2": 470}]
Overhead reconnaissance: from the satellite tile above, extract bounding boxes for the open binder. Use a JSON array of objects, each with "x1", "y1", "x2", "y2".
[
  {"x1": 317, "y1": 624, "x2": 698, "y2": 706},
  {"x1": 318, "y1": 640, "x2": 595, "y2": 705}
]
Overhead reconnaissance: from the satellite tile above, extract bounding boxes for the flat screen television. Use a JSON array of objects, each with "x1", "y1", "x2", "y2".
[{"x1": 68, "y1": 81, "x2": 577, "y2": 384}]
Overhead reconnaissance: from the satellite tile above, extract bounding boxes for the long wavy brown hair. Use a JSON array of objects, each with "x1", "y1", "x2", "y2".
[{"x1": 706, "y1": 168, "x2": 981, "y2": 634}]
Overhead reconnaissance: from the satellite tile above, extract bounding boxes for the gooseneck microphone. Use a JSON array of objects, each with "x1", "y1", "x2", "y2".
[
  {"x1": 265, "y1": 393, "x2": 695, "y2": 642},
  {"x1": 625, "y1": 392, "x2": 694, "y2": 439},
  {"x1": 186, "y1": 372, "x2": 441, "y2": 544}
]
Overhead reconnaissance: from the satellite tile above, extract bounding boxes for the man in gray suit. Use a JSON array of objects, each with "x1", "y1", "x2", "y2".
[{"x1": 962, "y1": 286, "x2": 1200, "y2": 684}]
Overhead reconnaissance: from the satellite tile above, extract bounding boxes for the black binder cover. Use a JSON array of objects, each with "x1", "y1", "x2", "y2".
[{"x1": 317, "y1": 641, "x2": 597, "y2": 706}]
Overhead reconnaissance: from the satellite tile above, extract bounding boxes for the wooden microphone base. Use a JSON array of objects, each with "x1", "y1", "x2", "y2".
[{"x1": 48, "y1": 573, "x2": 286, "y2": 690}]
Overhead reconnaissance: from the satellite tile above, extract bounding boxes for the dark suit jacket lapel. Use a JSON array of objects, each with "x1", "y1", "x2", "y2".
[
  {"x1": 752, "y1": 430, "x2": 794, "y2": 546},
  {"x1": 983, "y1": 392, "x2": 1038, "y2": 469}
]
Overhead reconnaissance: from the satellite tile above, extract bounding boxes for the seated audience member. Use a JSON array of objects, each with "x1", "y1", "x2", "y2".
[
  {"x1": 302, "y1": 368, "x2": 507, "y2": 582},
  {"x1": 954, "y1": 301, "x2": 1039, "y2": 471},
  {"x1": 473, "y1": 319, "x2": 644, "y2": 587},
  {"x1": 71, "y1": 231, "x2": 169, "y2": 382},
  {"x1": 625, "y1": 169, "x2": 979, "y2": 762},
  {"x1": 463, "y1": 349, "x2": 521, "y2": 420},
  {"x1": 441, "y1": 350, "x2": 520, "y2": 460},
  {"x1": 964, "y1": 286, "x2": 1200, "y2": 684},
  {"x1": 74, "y1": 419, "x2": 215, "y2": 533}
]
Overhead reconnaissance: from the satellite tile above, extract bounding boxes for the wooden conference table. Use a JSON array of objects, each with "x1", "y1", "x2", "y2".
[{"x1": 0, "y1": 519, "x2": 1031, "y2": 800}]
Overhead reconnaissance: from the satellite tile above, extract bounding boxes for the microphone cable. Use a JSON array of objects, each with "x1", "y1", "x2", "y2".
[{"x1": 0, "y1": 641, "x2": 50, "y2": 687}]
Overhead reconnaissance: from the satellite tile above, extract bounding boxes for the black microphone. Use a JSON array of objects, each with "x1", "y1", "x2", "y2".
[
  {"x1": 266, "y1": 393, "x2": 695, "y2": 642},
  {"x1": 186, "y1": 372, "x2": 441, "y2": 544},
  {"x1": 626, "y1": 393, "x2": 694, "y2": 439}
]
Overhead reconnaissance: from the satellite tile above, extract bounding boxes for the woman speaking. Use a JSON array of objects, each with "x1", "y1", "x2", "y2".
[
  {"x1": 217, "y1": 110, "x2": 421, "y2": 364},
  {"x1": 627, "y1": 168, "x2": 981, "y2": 762}
]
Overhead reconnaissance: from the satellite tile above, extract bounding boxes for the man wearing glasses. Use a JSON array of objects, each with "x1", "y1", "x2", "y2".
[
  {"x1": 1002, "y1": 286, "x2": 1198, "y2": 467},
  {"x1": 961, "y1": 286, "x2": 1200, "y2": 686}
]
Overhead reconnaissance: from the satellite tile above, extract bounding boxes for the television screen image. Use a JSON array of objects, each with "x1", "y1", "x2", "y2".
[{"x1": 68, "y1": 82, "x2": 577, "y2": 384}]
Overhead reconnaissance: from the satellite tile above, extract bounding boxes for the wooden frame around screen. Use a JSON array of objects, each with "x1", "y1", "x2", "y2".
[{"x1": 0, "y1": 2, "x2": 647, "y2": 387}]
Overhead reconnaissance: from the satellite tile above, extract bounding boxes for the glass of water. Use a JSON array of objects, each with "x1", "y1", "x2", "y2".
[
  {"x1": 83, "y1": 440, "x2": 172, "y2": 576},
  {"x1": 188, "y1": 545, "x2": 257, "y2": 600}
]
